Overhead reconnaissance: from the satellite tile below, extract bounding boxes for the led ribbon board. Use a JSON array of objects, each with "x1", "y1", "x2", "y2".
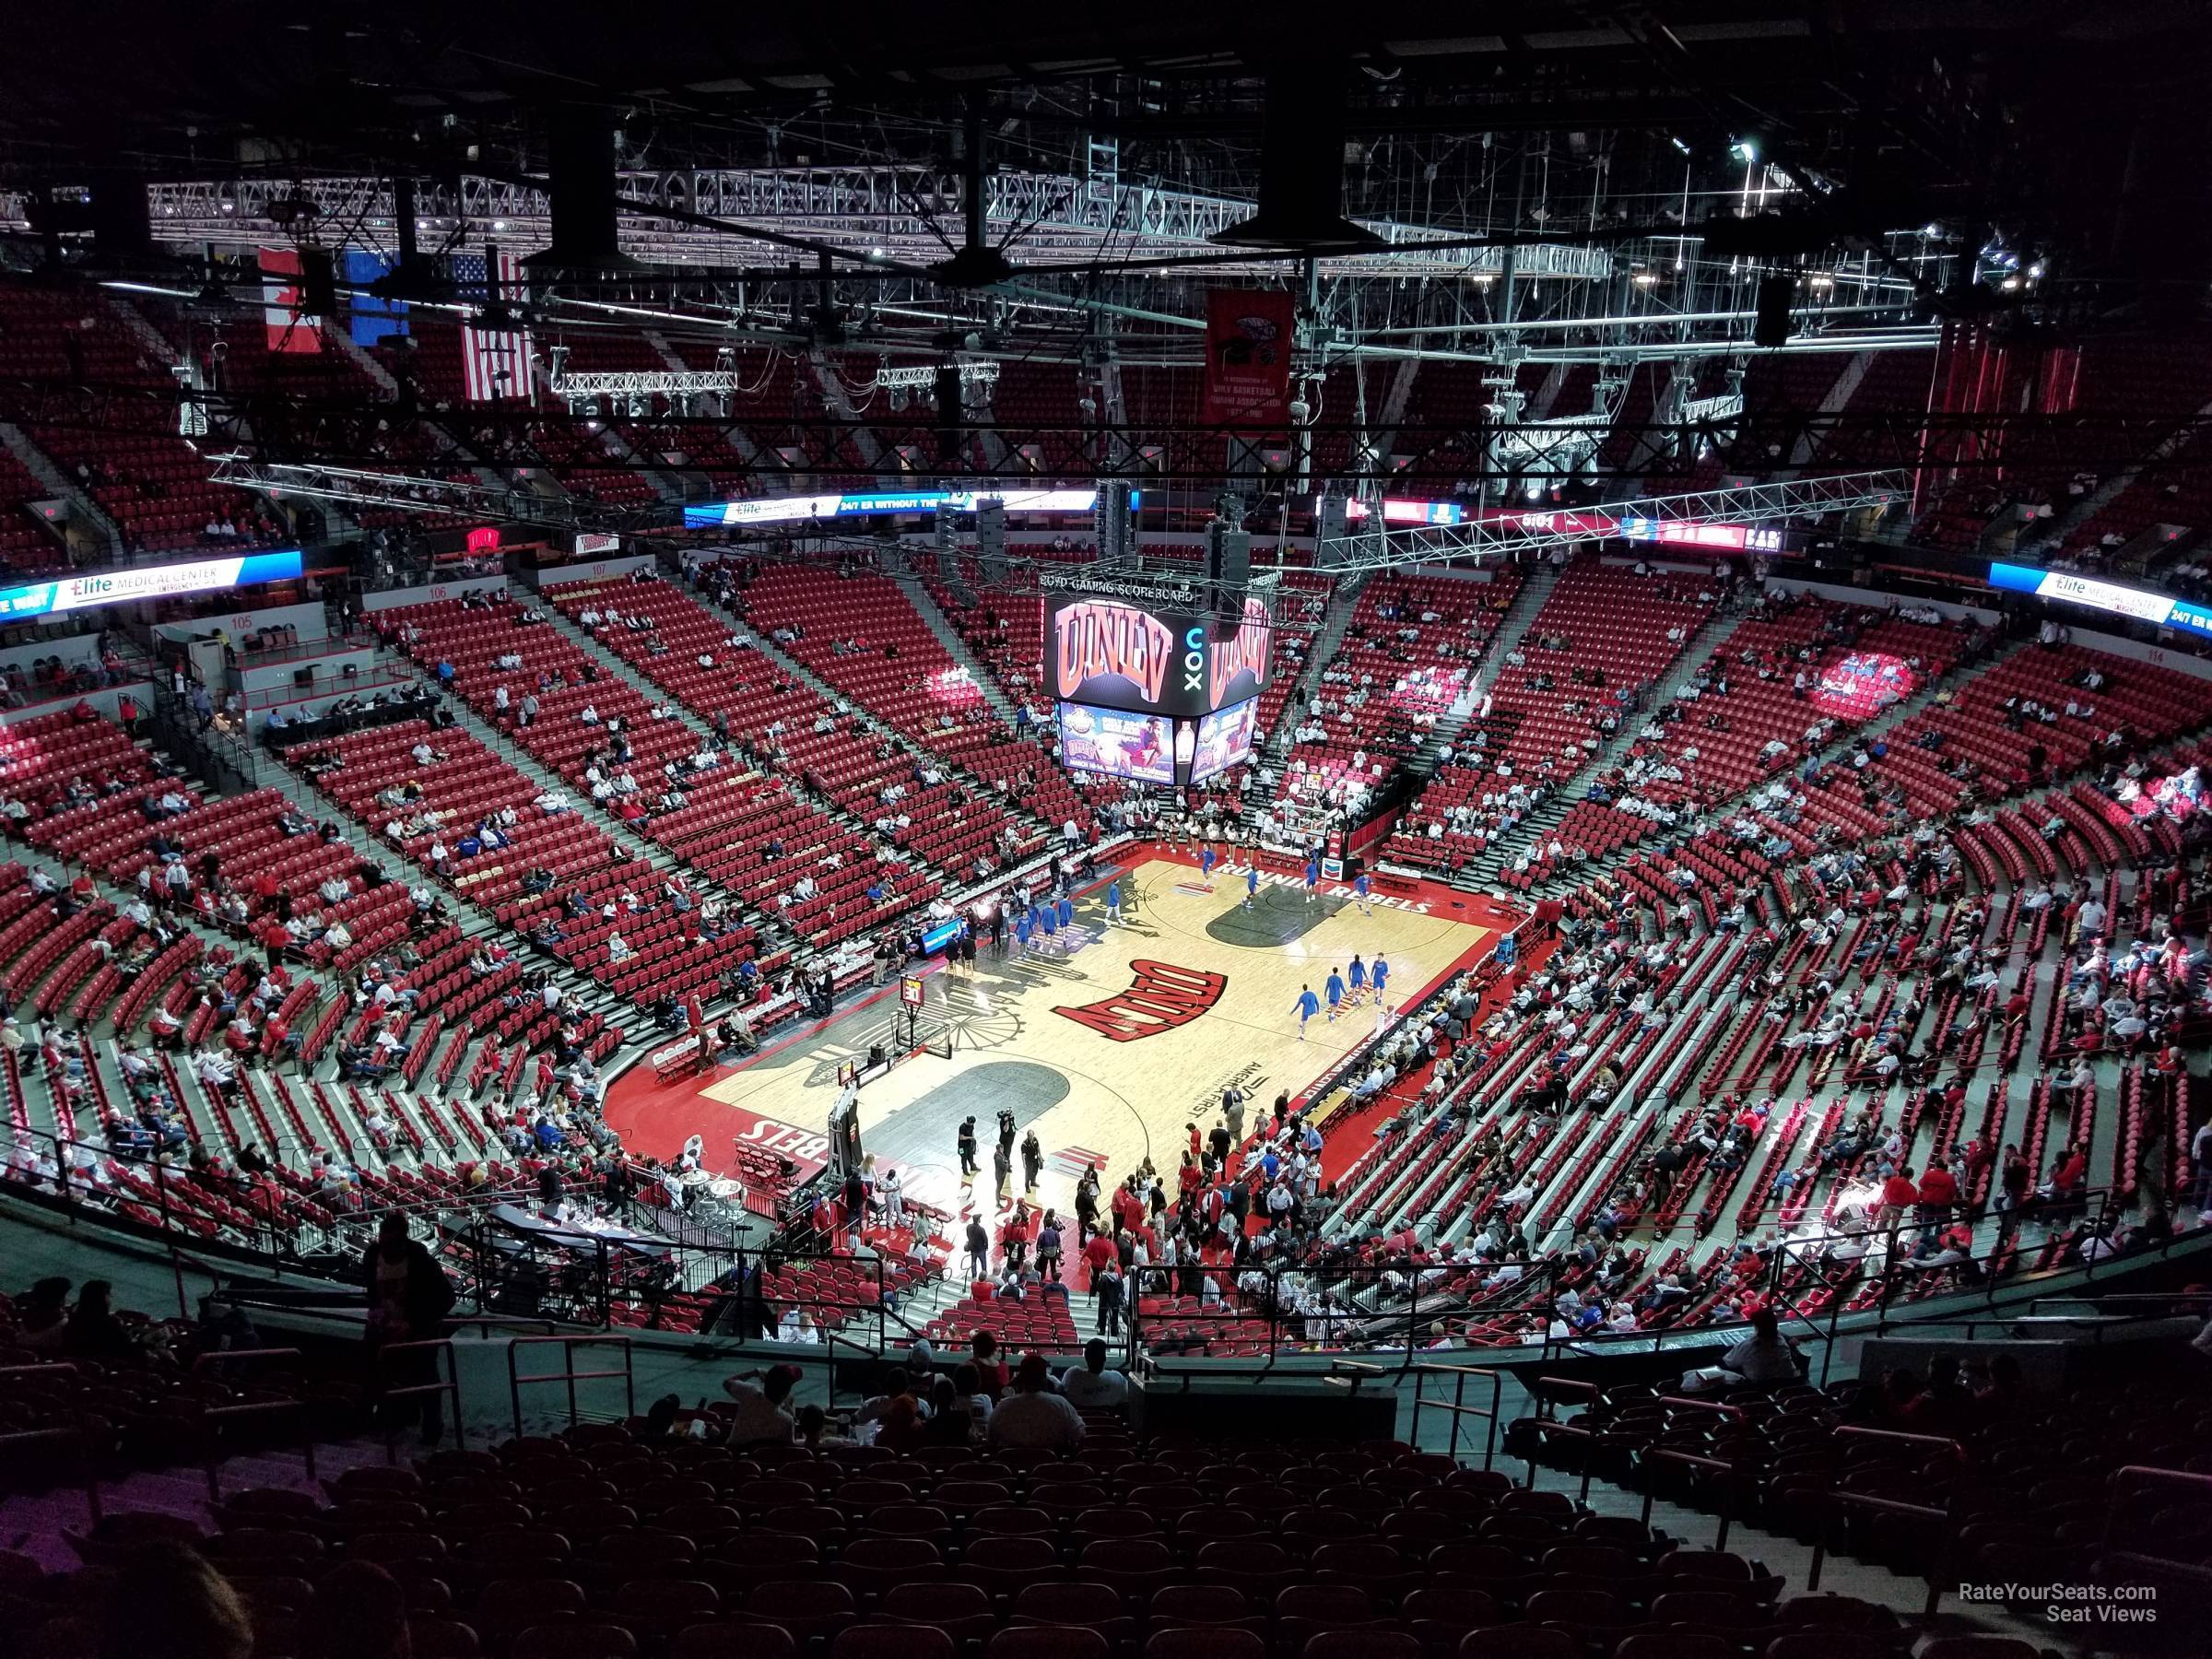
[
  {"x1": 1617, "y1": 517, "x2": 1783, "y2": 552},
  {"x1": 1987, "y1": 561, "x2": 2212, "y2": 641},
  {"x1": 0, "y1": 549, "x2": 304, "y2": 623},
  {"x1": 682, "y1": 488, "x2": 1127, "y2": 528}
]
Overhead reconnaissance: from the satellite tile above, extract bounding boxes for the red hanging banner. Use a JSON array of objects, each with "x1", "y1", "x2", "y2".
[{"x1": 1202, "y1": 288, "x2": 1296, "y2": 426}]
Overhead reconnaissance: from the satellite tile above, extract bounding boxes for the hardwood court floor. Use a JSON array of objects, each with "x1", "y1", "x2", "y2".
[{"x1": 602, "y1": 850, "x2": 1510, "y2": 1225}]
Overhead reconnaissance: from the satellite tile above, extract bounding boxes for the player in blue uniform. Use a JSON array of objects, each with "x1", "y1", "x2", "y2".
[
  {"x1": 1293, "y1": 984, "x2": 1321, "y2": 1039},
  {"x1": 1014, "y1": 912, "x2": 1032, "y2": 958},
  {"x1": 1107, "y1": 879, "x2": 1123, "y2": 925},
  {"x1": 1353, "y1": 870, "x2": 1373, "y2": 916},
  {"x1": 1303, "y1": 857, "x2": 1320, "y2": 902},
  {"x1": 1039, "y1": 904, "x2": 1058, "y2": 953},
  {"x1": 1347, "y1": 954, "x2": 1368, "y2": 1004},
  {"x1": 1244, "y1": 864, "x2": 1261, "y2": 910},
  {"x1": 1056, "y1": 895, "x2": 1074, "y2": 933},
  {"x1": 1199, "y1": 843, "x2": 1217, "y2": 884},
  {"x1": 1371, "y1": 953, "x2": 1391, "y2": 1006},
  {"x1": 1324, "y1": 968, "x2": 1346, "y2": 1020}
]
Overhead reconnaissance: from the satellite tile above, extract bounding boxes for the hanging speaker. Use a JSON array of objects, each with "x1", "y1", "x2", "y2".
[
  {"x1": 1754, "y1": 275, "x2": 1794, "y2": 348},
  {"x1": 299, "y1": 249, "x2": 339, "y2": 320},
  {"x1": 935, "y1": 363, "x2": 964, "y2": 461}
]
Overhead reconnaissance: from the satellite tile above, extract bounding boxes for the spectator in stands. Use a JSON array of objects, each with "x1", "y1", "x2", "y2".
[
  {"x1": 1917, "y1": 1162, "x2": 1960, "y2": 1228},
  {"x1": 362, "y1": 1213, "x2": 456, "y2": 1446},
  {"x1": 100, "y1": 1540, "x2": 252, "y2": 1659},
  {"x1": 989, "y1": 1351, "x2": 1086, "y2": 1449},
  {"x1": 719, "y1": 1362, "x2": 801, "y2": 1447},
  {"x1": 303, "y1": 1560, "x2": 410, "y2": 1659},
  {"x1": 29, "y1": 1278, "x2": 140, "y2": 1363},
  {"x1": 1682, "y1": 1309, "x2": 1801, "y2": 1393},
  {"x1": 1059, "y1": 1336, "x2": 1129, "y2": 1410}
]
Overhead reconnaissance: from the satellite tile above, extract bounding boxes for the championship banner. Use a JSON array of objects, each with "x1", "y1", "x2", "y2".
[{"x1": 1202, "y1": 288, "x2": 1296, "y2": 426}]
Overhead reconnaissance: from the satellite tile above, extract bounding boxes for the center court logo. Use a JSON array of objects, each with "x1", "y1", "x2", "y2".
[{"x1": 1054, "y1": 959, "x2": 1228, "y2": 1042}]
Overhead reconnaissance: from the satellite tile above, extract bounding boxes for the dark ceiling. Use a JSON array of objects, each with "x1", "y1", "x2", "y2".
[{"x1": 3, "y1": 3, "x2": 2207, "y2": 300}]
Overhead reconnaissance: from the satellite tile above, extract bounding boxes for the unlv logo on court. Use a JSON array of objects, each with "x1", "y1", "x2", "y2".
[{"x1": 1055, "y1": 959, "x2": 1227, "y2": 1042}]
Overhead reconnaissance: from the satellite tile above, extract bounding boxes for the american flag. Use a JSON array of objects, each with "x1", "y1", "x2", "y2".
[{"x1": 454, "y1": 249, "x2": 535, "y2": 403}]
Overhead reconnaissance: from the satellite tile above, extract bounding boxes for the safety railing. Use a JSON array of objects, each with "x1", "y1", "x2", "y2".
[
  {"x1": 1407, "y1": 1362, "x2": 1503, "y2": 1469},
  {"x1": 1126, "y1": 1257, "x2": 1562, "y2": 1367},
  {"x1": 1640, "y1": 1445, "x2": 1750, "y2": 1550},
  {"x1": 191, "y1": 1347, "x2": 316, "y2": 1500},
  {"x1": 0, "y1": 1424, "x2": 102, "y2": 1524},
  {"x1": 1807, "y1": 1426, "x2": 1965, "y2": 1621},
  {"x1": 241, "y1": 667, "x2": 416, "y2": 712},
  {"x1": 2098, "y1": 1466, "x2": 2212, "y2": 1598},
  {"x1": 822, "y1": 1332, "x2": 874, "y2": 1408},
  {"x1": 506, "y1": 1333, "x2": 634, "y2": 1439},
  {"x1": 376, "y1": 1337, "x2": 464, "y2": 1464},
  {"x1": 1631, "y1": 1395, "x2": 1753, "y2": 1549},
  {"x1": 1518, "y1": 1375, "x2": 1604, "y2": 1490}
]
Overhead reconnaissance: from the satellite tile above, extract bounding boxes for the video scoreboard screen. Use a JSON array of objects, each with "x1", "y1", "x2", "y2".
[{"x1": 1044, "y1": 591, "x2": 1273, "y2": 720}]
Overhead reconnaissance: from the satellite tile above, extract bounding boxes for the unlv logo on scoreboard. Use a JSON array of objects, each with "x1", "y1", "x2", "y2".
[
  {"x1": 1053, "y1": 600, "x2": 1176, "y2": 705},
  {"x1": 1208, "y1": 596, "x2": 1273, "y2": 711},
  {"x1": 1055, "y1": 959, "x2": 1228, "y2": 1042}
]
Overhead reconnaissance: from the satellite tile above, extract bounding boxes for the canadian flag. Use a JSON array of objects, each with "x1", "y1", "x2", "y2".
[{"x1": 258, "y1": 247, "x2": 322, "y2": 354}]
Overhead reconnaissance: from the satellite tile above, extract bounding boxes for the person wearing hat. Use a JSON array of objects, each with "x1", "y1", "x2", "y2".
[
  {"x1": 720, "y1": 1363, "x2": 802, "y2": 1447},
  {"x1": 987, "y1": 1352, "x2": 1086, "y2": 1450}
]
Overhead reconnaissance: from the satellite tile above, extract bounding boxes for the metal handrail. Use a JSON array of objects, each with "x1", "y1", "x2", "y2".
[
  {"x1": 822, "y1": 1331, "x2": 873, "y2": 1407},
  {"x1": 2099, "y1": 1465, "x2": 2212, "y2": 1593},
  {"x1": 0, "y1": 1426, "x2": 102, "y2": 1523},
  {"x1": 190, "y1": 1347, "x2": 315, "y2": 1500},
  {"x1": 1834, "y1": 1424, "x2": 1965, "y2": 1458},
  {"x1": 1638, "y1": 1445, "x2": 1750, "y2": 1550},
  {"x1": 1528, "y1": 1374, "x2": 1602, "y2": 1420},
  {"x1": 1809, "y1": 1488, "x2": 1953, "y2": 1620},
  {"x1": 1406, "y1": 1362, "x2": 1503, "y2": 1469},
  {"x1": 506, "y1": 1333, "x2": 634, "y2": 1439},
  {"x1": 1655, "y1": 1394, "x2": 1746, "y2": 1421},
  {"x1": 376, "y1": 1336, "x2": 464, "y2": 1465}
]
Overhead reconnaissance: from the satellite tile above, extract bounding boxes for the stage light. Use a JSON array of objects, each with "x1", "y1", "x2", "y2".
[
  {"x1": 1922, "y1": 223, "x2": 1941, "y2": 237},
  {"x1": 1524, "y1": 480, "x2": 1543, "y2": 500},
  {"x1": 1732, "y1": 139, "x2": 1758, "y2": 163},
  {"x1": 1670, "y1": 135, "x2": 1692, "y2": 156}
]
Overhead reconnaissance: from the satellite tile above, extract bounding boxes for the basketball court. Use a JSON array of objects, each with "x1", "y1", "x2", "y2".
[{"x1": 602, "y1": 847, "x2": 1519, "y2": 1225}]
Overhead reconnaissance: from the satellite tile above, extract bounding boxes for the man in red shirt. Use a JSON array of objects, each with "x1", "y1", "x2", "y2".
[
  {"x1": 1879, "y1": 1167, "x2": 1919, "y2": 1230},
  {"x1": 1081, "y1": 1227, "x2": 1118, "y2": 1288},
  {"x1": 2049, "y1": 1146, "x2": 2087, "y2": 1200},
  {"x1": 1916, "y1": 1163, "x2": 1959, "y2": 1228}
]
